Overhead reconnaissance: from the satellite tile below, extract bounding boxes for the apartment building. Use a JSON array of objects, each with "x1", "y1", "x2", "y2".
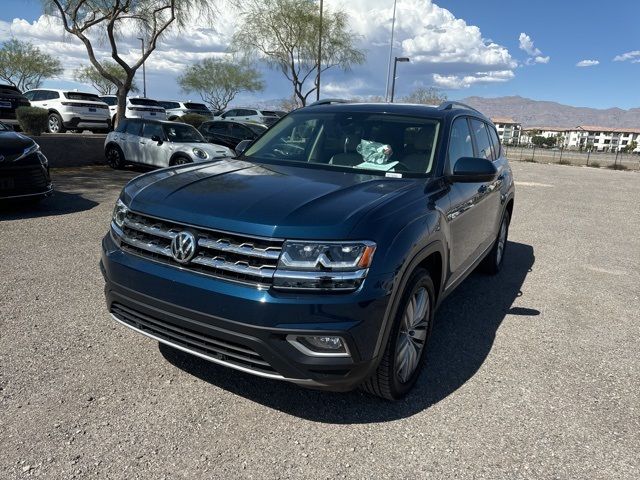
[
  {"x1": 520, "y1": 127, "x2": 569, "y2": 146},
  {"x1": 491, "y1": 117, "x2": 522, "y2": 145},
  {"x1": 565, "y1": 126, "x2": 640, "y2": 152}
]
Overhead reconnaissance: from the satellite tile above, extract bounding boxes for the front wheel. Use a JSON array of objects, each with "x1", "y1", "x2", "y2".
[
  {"x1": 170, "y1": 155, "x2": 193, "y2": 166},
  {"x1": 105, "y1": 145, "x2": 125, "y2": 169},
  {"x1": 361, "y1": 268, "x2": 435, "y2": 400}
]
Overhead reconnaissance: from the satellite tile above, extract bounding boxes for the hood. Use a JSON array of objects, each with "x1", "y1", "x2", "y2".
[
  {"x1": 123, "y1": 159, "x2": 417, "y2": 238},
  {"x1": 0, "y1": 131, "x2": 36, "y2": 160}
]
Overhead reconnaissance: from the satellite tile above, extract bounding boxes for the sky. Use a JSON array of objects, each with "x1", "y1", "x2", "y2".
[{"x1": 0, "y1": 0, "x2": 638, "y2": 109}]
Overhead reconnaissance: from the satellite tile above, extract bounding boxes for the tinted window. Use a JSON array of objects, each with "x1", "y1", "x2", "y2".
[
  {"x1": 223, "y1": 110, "x2": 237, "y2": 118},
  {"x1": 0, "y1": 85, "x2": 21, "y2": 95},
  {"x1": 23, "y1": 91, "x2": 36, "y2": 101},
  {"x1": 45, "y1": 91, "x2": 60, "y2": 100},
  {"x1": 184, "y1": 102, "x2": 209, "y2": 110},
  {"x1": 142, "y1": 121, "x2": 164, "y2": 139},
  {"x1": 158, "y1": 101, "x2": 180, "y2": 109},
  {"x1": 470, "y1": 119, "x2": 494, "y2": 160},
  {"x1": 487, "y1": 125, "x2": 502, "y2": 159},
  {"x1": 207, "y1": 122, "x2": 228, "y2": 134},
  {"x1": 129, "y1": 98, "x2": 161, "y2": 107},
  {"x1": 64, "y1": 92, "x2": 100, "y2": 101},
  {"x1": 124, "y1": 120, "x2": 142, "y2": 136},
  {"x1": 101, "y1": 96, "x2": 117, "y2": 106},
  {"x1": 448, "y1": 117, "x2": 475, "y2": 170},
  {"x1": 241, "y1": 109, "x2": 257, "y2": 116},
  {"x1": 230, "y1": 124, "x2": 252, "y2": 139},
  {"x1": 115, "y1": 119, "x2": 128, "y2": 133}
]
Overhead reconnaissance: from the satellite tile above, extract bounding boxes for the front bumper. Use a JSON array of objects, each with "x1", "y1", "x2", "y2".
[
  {"x1": 0, "y1": 156, "x2": 53, "y2": 200},
  {"x1": 101, "y1": 233, "x2": 393, "y2": 390}
]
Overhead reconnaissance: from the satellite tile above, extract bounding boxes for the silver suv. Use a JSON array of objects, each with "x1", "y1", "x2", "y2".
[
  {"x1": 218, "y1": 108, "x2": 280, "y2": 126},
  {"x1": 99, "y1": 96, "x2": 167, "y2": 125},
  {"x1": 23, "y1": 89, "x2": 110, "y2": 133},
  {"x1": 104, "y1": 118, "x2": 234, "y2": 169},
  {"x1": 157, "y1": 101, "x2": 213, "y2": 120}
]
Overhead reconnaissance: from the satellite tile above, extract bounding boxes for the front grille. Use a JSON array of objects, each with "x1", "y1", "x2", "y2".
[
  {"x1": 111, "y1": 302, "x2": 279, "y2": 376},
  {"x1": 118, "y1": 211, "x2": 283, "y2": 288},
  {"x1": 0, "y1": 163, "x2": 49, "y2": 195}
]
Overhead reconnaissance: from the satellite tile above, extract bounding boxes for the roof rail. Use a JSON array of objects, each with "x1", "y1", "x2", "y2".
[
  {"x1": 307, "y1": 98, "x2": 352, "y2": 107},
  {"x1": 438, "y1": 101, "x2": 481, "y2": 113}
]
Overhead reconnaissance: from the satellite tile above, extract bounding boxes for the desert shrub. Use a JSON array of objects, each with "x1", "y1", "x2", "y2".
[
  {"x1": 607, "y1": 163, "x2": 628, "y2": 170},
  {"x1": 16, "y1": 106, "x2": 48, "y2": 135},
  {"x1": 588, "y1": 161, "x2": 600, "y2": 168},
  {"x1": 177, "y1": 113, "x2": 208, "y2": 129},
  {"x1": 558, "y1": 158, "x2": 571, "y2": 165},
  {"x1": 522, "y1": 157, "x2": 536, "y2": 163}
]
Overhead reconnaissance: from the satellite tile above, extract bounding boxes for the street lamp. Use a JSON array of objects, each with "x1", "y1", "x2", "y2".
[
  {"x1": 390, "y1": 57, "x2": 409, "y2": 103},
  {"x1": 316, "y1": 0, "x2": 324, "y2": 101},
  {"x1": 137, "y1": 37, "x2": 147, "y2": 97},
  {"x1": 384, "y1": 0, "x2": 398, "y2": 101}
]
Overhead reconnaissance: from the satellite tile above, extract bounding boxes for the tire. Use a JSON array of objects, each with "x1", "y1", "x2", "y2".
[
  {"x1": 105, "y1": 144, "x2": 126, "y2": 169},
  {"x1": 48, "y1": 113, "x2": 66, "y2": 133},
  {"x1": 480, "y1": 210, "x2": 511, "y2": 275},
  {"x1": 170, "y1": 155, "x2": 193, "y2": 166},
  {"x1": 361, "y1": 268, "x2": 435, "y2": 400}
]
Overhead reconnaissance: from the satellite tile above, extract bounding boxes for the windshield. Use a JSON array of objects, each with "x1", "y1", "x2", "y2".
[
  {"x1": 130, "y1": 98, "x2": 161, "y2": 107},
  {"x1": 100, "y1": 96, "x2": 117, "y2": 106},
  {"x1": 184, "y1": 102, "x2": 209, "y2": 110},
  {"x1": 243, "y1": 111, "x2": 440, "y2": 176},
  {"x1": 164, "y1": 123, "x2": 205, "y2": 143},
  {"x1": 158, "y1": 101, "x2": 180, "y2": 109},
  {"x1": 64, "y1": 92, "x2": 101, "y2": 102}
]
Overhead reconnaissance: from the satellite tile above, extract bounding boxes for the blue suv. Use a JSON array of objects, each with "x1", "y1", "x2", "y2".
[{"x1": 101, "y1": 101, "x2": 515, "y2": 400}]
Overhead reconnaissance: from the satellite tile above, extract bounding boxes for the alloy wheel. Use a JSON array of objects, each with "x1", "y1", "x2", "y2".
[
  {"x1": 496, "y1": 218, "x2": 508, "y2": 266},
  {"x1": 48, "y1": 116, "x2": 60, "y2": 133},
  {"x1": 106, "y1": 148, "x2": 120, "y2": 167},
  {"x1": 395, "y1": 286, "x2": 430, "y2": 383}
]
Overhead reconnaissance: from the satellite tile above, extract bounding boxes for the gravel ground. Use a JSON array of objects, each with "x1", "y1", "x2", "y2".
[{"x1": 1, "y1": 162, "x2": 638, "y2": 479}]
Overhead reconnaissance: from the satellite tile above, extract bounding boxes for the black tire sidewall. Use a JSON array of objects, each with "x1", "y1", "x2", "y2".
[
  {"x1": 387, "y1": 268, "x2": 435, "y2": 398},
  {"x1": 106, "y1": 145, "x2": 124, "y2": 169}
]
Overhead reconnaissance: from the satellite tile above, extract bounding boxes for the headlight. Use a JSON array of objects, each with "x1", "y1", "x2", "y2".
[
  {"x1": 112, "y1": 199, "x2": 128, "y2": 229},
  {"x1": 192, "y1": 147, "x2": 208, "y2": 159},
  {"x1": 273, "y1": 241, "x2": 376, "y2": 291}
]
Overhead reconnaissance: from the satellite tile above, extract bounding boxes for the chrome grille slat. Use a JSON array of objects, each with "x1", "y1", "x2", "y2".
[{"x1": 117, "y1": 211, "x2": 283, "y2": 287}]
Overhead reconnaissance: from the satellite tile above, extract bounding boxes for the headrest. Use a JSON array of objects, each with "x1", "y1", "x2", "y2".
[{"x1": 344, "y1": 134, "x2": 361, "y2": 153}]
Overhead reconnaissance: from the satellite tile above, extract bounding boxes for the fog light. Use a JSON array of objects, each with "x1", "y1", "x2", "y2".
[{"x1": 287, "y1": 334, "x2": 350, "y2": 357}]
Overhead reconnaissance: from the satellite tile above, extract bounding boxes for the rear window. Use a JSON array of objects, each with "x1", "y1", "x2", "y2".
[
  {"x1": 64, "y1": 92, "x2": 101, "y2": 102},
  {"x1": 262, "y1": 111, "x2": 279, "y2": 117},
  {"x1": 100, "y1": 96, "x2": 117, "y2": 106},
  {"x1": 184, "y1": 102, "x2": 209, "y2": 110},
  {"x1": 129, "y1": 98, "x2": 161, "y2": 107},
  {"x1": 0, "y1": 85, "x2": 22, "y2": 95},
  {"x1": 158, "y1": 101, "x2": 180, "y2": 109}
]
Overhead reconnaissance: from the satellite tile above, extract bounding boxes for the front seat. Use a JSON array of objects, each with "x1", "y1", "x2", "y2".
[
  {"x1": 330, "y1": 134, "x2": 362, "y2": 166},
  {"x1": 402, "y1": 129, "x2": 434, "y2": 172}
]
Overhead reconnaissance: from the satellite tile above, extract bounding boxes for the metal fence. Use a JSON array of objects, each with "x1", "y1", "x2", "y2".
[{"x1": 504, "y1": 146, "x2": 640, "y2": 171}]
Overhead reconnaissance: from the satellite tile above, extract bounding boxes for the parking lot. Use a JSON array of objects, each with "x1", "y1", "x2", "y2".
[{"x1": 1, "y1": 161, "x2": 638, "y2": 479}]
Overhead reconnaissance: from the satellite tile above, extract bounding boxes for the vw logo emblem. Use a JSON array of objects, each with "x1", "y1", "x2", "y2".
[{"x1": 171, "y1": 231, "x2": 197, "y2": 264}]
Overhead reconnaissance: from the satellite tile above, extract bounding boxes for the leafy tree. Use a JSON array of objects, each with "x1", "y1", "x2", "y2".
[
  {"x1": 232, "y1": 0, "x2": 365, "y2": 107},
  {"x1": 531, "y1": 135, "x2": 546, "y2": 147},
  {"x1": 178, "y1": 58, "x2": 264, "y2": 112},
  {"x1": 623, "y1": 140, "x2": 638, "y2": 153},
  {"x1": 74, "y1": 61, "x2": 138, "y2": 95},
  {"x1": 0, "y1": 39, "x2": 63, "y2": 91},
  {"x1": 44, "y1": 0, "x2": 213, "y2": 124},
  {"x1": 401, "y1": 87, "x2": 447, "y2": 105}
]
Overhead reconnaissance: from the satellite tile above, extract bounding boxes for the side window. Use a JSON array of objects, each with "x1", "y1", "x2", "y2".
[
  {"x1": 124, "y1": 120, "x2": 142, "y2": 136},
  {"x1": 470, "y1": 119, "x2": 495, "y2": 160},
  {"x1": 48, "y1": 91, "x2": 60, "y2": 100},
  {"x1": 230, "y1": 124, "x2": 251, "y2": 138},
  {"x1": 447, "y1": 117, "x2": 475, "y2": 172},
  {"x1": 209, "y1": 122, "x2": 228, "y2": 134},
  {"x1": 487, "y1": 125, "x2": 502, "y2": 159},
  {"x1": 223, "y1": 110, "x2": 236, "y2": 118},
  {"x1": 23, "y1": 91, "x2": 34, "y2": 101},
  {"x1": 31, "y1": 91, "x2": 45, "y2": 101},
  {"x1": 239, "y1": 109, "x2": 254, "y2": 116},
  {"x1": 142, "y1": 122, "x2": 164, "y2": 139},
  {"x1": 115, "y1": 119, "x2": 128, "y2": 133}
]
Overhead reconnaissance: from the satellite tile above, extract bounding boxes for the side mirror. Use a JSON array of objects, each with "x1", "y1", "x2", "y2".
[
  {"x1": 151, "y1": 135, "x2": 163, "y2": 144},
  {"x1": 450, "y1": 157, "x2": 498, "y2": 183},
  {"x1": 235, "y1": 139, "x2": 252, "y2": 156}
]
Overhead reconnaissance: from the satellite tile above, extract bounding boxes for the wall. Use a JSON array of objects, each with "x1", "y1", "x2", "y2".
[{"x1": 29, "y1": 134, "x2": 106, "y2": 168}]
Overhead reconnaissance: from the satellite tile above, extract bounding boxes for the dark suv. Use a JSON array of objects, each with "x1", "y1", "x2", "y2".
[
  {"x1": 0, "y1": 84, "x2": 31, "y2": 129},
  {"x1": 101, "y1": 101, "x2": 515, "y2": 400}
]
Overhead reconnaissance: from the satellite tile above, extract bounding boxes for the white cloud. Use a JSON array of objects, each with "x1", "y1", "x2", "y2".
[
  {"x1": 518, "y1": 32, "x2": 549, "y2": 65},
  {"x1": 0, "y1": 0, "x2": 518, "y2": 99},
  {"x1": 613, "y1": 50, "x2": 640, "y2": 63},
  {"x1": 576, "y1": 59, "x2": 599, "y2": 67}
]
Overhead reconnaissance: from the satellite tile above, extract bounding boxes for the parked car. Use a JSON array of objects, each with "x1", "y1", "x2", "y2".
[
  {"x1": 0, "y1": 84, "x2": 31, "y2": 129},
  {"x1": 218, "y1": 108, "x2": 280, "y2": 126},
  {"x1": 0, "y1": 121, "x2": 52, "y2": 202},
  {"x1": 101, "y1": 101, "x2": 515, "y2": 400},
  {"x1": 157, "y1": 100, "x2": 213, "y2": 120},
  {"x1": 99, "y1": 96, "x2": 167, "y2": 124},
  {"x1": 103, "y1": 118, "x2": 234, "y2": 169},
  {"x1": 198, "y1": 119, "x2": 267, "y2": 150},
  {"x1": 23, "y1": 89, "x2": 110, "y2": 133}
]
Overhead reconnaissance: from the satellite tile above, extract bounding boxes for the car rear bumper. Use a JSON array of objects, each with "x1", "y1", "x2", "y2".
[
  {"x1": 101, "y1": 233, "x2": 393, "y2": 391},
  {"x1": 61, "y1": 116, "x2": 110, "y2": 130}
]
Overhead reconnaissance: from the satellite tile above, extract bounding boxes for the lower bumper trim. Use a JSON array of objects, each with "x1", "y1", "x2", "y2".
[{"x1": 109, "y1": 313, "x2": 320, "y2": 386}]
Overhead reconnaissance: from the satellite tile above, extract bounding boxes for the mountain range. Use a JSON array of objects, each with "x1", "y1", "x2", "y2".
[{"x1": 460, "y1": 96, "x2": 640, "y2": 129}]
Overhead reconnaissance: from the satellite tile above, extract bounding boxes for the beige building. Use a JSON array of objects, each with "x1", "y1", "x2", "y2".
[{"x1": 491, "y1": 117, "x2": 522, "y2": 145}]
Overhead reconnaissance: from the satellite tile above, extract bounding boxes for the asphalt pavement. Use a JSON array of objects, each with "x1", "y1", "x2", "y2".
[{"x1": 1, "y1": 162, "x2": 638, "y2": 479}]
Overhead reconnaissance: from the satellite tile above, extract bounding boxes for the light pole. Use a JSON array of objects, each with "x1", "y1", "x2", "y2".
[
  {"x1": 316, "y1": 0, "x2": 323, "y2": 101},
  {"x1": 137, "y1": 37, "x2": 147, "y2": 97},
  {"x1": 390, "y1": 57, "x2": 409, "y2": 103},
  {"x1": 385, "y1": 0, "x2": 398, "y2": 101}
]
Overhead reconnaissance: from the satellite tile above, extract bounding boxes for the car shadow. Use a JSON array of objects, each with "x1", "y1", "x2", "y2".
[
  {"x1": 160, "y1": 241, "x2": 536, "y2": 424},
  {"x1": 0, "y1": 191, "x2": 98, "y2": 220}
]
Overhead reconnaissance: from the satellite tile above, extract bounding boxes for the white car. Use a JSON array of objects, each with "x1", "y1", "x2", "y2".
[
  {"x1": 23, "y1": 88, "x2": 110, "y2": 133},
  {"x1": 103, "y1": 118, "x2": 234, "y2": 169},
  {"x1": 217, "y1": 108, "x2": 280, "y2": 126},
  {"x1": 99, "y1": 96, "x2": 167, "y2": 124},
  {"x1": 157, "y1": 100, "x2": 213, "y2": 120}
]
